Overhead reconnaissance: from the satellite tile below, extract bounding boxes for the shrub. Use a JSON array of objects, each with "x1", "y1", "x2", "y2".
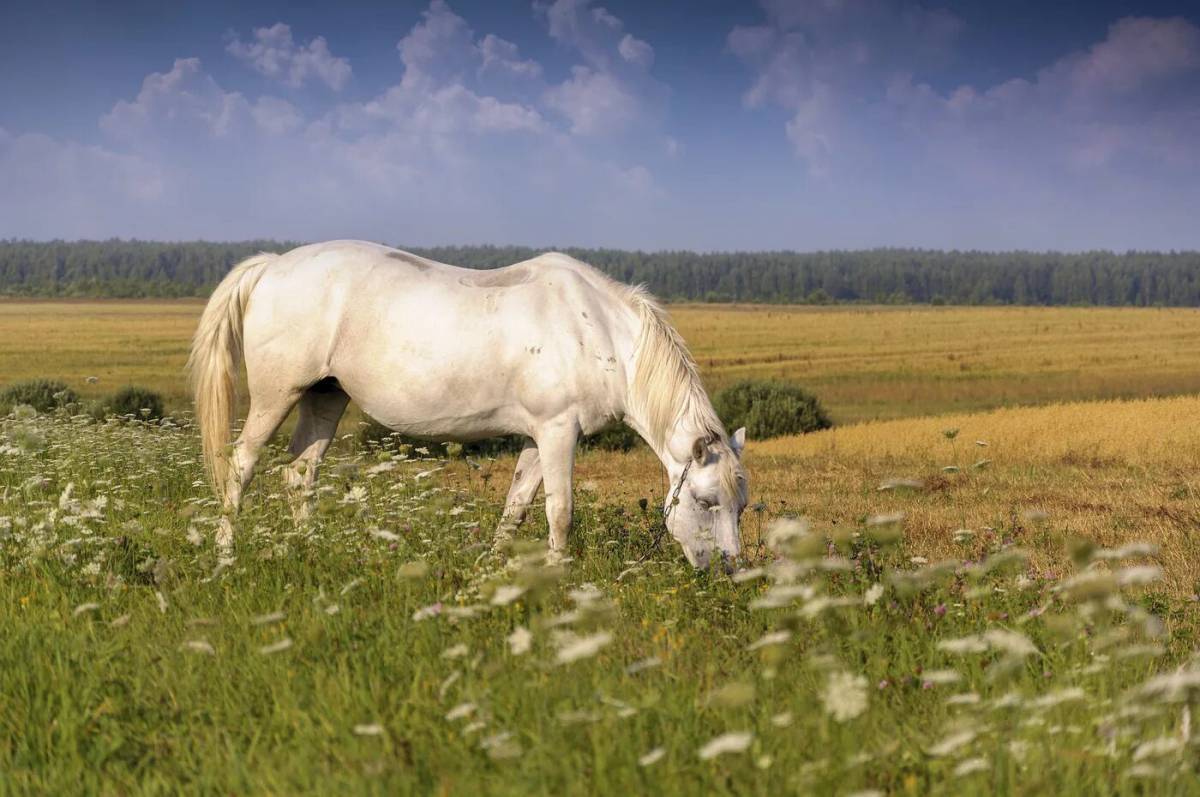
[
  {"x1": 0, "y1": 379, "x2": 78, "y2": 414},
  {"x1": 355, "y1": 417, "x2": 524, "y2": 458},
  {"x1": 714, "y1": 380, "x2": 832, "y2": 439},
  {"x1": 582, "y1": 422, "x2": 643, "y2": 452},
  {"x1": 106, "y1": 386, "x2": 166, "y2": 420}
]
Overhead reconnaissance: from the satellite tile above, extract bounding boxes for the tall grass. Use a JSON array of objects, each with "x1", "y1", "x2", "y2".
[{"x1": 2, "y1": 409, "x2": 1198, "y2": 793}]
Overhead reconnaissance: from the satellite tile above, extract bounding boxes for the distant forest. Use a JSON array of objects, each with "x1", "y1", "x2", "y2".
[{"x1": 2, "y1": 239, "x2": 1199, "y2": 306}]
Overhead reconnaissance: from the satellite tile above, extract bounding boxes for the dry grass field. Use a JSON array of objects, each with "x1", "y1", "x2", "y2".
[{"x1": 4, "y1": 300, "x2": 1200, "y2": 423}]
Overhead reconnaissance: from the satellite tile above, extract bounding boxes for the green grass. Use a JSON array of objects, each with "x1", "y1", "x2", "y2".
[{"x1": 2, "y1": 411, "x2": 1199, "y2": 794}]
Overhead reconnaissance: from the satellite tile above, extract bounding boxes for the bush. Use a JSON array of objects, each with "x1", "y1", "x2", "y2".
[
  {"x1": 714, "y1": 380, "x2": 832, "y2": 439},
  {"x1": 355, "y1": 417, "x2": 524, "y2": 458},
  {"x1": 106, "y1": 386, "x2": 165, "y2": 420},
  {"x1": 0, "y1": 379, "x2": 78, "y2": 414},
  {"x1": 581, "y1": 422, "x2": 643, "y2": 452}
]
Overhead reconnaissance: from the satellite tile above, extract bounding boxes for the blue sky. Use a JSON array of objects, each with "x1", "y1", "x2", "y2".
[{"x1": 2, "y1": 0, "x2": 1198, "y2": 250}]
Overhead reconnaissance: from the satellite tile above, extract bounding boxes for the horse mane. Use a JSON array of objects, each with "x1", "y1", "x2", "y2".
[{"x1": 612, "y1": 280, "x2": 747, "y2": 503}]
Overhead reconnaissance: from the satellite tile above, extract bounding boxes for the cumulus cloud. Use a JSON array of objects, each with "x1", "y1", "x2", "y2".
[
  {"x1": 478, "y1": 34, "x2": 542, "y2": 79},
  {"x1": 226, "y1": 23, "x2": 351, "y2": 90},
  {"x1": 536, "y1": 0, "x2": 665, "y2": 135},
  {"x1": 544, "y1": 65, "x2": 638, "y2": 135}
]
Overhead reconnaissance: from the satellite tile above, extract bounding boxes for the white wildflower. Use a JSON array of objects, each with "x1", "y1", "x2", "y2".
[
  {"x1": 491, "y1": 585, "x2": 526, "y2": 606},
  {"x1": 72, "y1": 602, "x2": 100, "y2": 617},
  {"x1": 353, "y1": 724, "x2": 384, "y2": 736},
  {"x1": 697, "y1": 732, "x2": 753, "y2": 760},
  {"x1": 259, "y1": 638, "x2": 293, "y2": 655},
  {"x1": 822, "y1": 671, "x2": 869, "y2": 722},
  {"x1": 954, "y1": 757, "x2": 989, "y2": 776},
  {"x1": 639, "y1": 747, "x2": 665, "y2": 766},
  {"x1": 863, "y1": 583, "x2": 885, "y2": 606},
  {"x1": 181, "y1": 639, "x2": 215, "y2": 655},
  {"x1": 939, "y1": 635, "x2": 988, "y2": 654},
  {"x1": 442, "y1": 643, "x2": 469, "y2": 659},
  {"x1": 928, "y1": 729, "x2": 976, "y2": 757},
  {"x1": 984, "y1": 628, "x2": 1038, "y2": 657},
  {"x1": 446, "y1": 703, "x2": 476, "y2": 721},
  {"x1": 508, "y1": 626, "x2": 532, "y2": 656},
  {"x1": 556, "y1": 631, "x2": 612, "y2": 664},
  {"x1": 747, "y1": 630, "x2": 791, "y2": 651},
  {"x1": 251, "y1": 611, "x2": 285, "y2": 626},
  {"x1": 626, "y1": 657, "x2": 661, "y2": 674},
  {"x1": 1133, "y1": 736, "x2": 1184, "y2": 761}
]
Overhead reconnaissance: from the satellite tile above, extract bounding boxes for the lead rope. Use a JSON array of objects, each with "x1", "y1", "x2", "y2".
[{"x1": 634, "y1": 459, "x2": 691, "y2": 564}]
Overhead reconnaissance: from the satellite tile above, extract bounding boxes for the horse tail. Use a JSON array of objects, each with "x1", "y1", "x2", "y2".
[{"x1": 187, "y1": 252, "x2": 276, "y2": 502}]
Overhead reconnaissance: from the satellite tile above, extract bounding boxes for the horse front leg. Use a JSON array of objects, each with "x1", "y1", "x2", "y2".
[
  {"x1": 495, "y1": 439, "x2": 542, "y2": 546},
  {"x1": 534, "y1": 421, "x2": 579, "y2": 562}
]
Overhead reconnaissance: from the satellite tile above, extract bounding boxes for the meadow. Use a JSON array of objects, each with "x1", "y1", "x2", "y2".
[{"x1": 3, "y1": 300, "x2": 1200, "y2": 793}]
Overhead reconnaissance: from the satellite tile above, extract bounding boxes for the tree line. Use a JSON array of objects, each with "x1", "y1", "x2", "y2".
[{"x1": 1, "y1": 239, "x2": 1199, "y2": 306}]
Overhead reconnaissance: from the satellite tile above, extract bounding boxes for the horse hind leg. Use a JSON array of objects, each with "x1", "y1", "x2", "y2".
[
  {"x1": 217, "y1": 386, "x2": 301, "y2": 550},
  {"x1": 285, "y1": 382, "x2": 350, "y2": 523},
  {"x1": 494, "y1": 439, "x2": 543, "y2": 546}
]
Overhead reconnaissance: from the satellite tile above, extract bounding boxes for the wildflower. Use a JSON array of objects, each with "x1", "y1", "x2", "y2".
[
  {"x1": 922, "y1": 670, "x2": 961, "y2": 687},
  {"x1": 984, "y1": 628, "x2": 1038, "y2": 658},
  {"x1": 1133, "y1": 737, "x2": 1183, "y2": 761},
  {"x1": 747, "y1": 630, "x2": 792, "y2": 651},
  {"x1": 697, "y1": 732, "x2": 752, "y2": 760},
  {"x1": 353, "y1": 724, "x2": 384, "y2": 736},
  {"x1": 181, "y1": 639, "x2": 215, "y2": 655},
  {"x1": 1030, "y1": 687, "x2": 1085, "y2": 708},
  {"x1": 771, "y1": 712, "x2": 794, "y2": 727},
  {"x1": 638, "y1": 748, "x2": 665, "y2": 767},
  {"x1": 927, "y1": 729, "x2": 976, "y2": 757},
  {"x1": 508, "y1": 626, "x2": 532, "y2": 655},
  {"x1": 954, "y1": 757, "x2": 989, "y2": 776},
  {"x1": 72, "y1": 602, "x2": 100, "y2": 617},
  {"x1": 863, "y1": 583, "x2": 885, "y2": 606},
  {"x1": 259, "y1": 638, "x2": 293, "y2": 655},
  {"x1": 251, "y1": 611, "x2": 285, "y2": 626},
  {"x1": 412, "y1": 603, "x2": 442, "y2": 621},
  {"x1": 445, "y1": 703, "x2": 476, "y2": 721},
  {"x1": 626, "y1": 657, "x2": 661, "y2": 674},
  {"x1": 491, "y1": 585, "x2": 526, "y2": 606},
  {"x1": 155, "y1": 591, "x2": 168, "y2": 613},
  {"x1": 556, "y1": 631, "x2": 612, "y2": 664},
  {"x1": 939, "y1": 635, "x2": 988, "y2": 654},
  {"x1": 822, "y1": 671, "x2": 869, "y2": 722},
  {"x1": 109, "y1": 613, "x2": 130, "y2": 628},
  {"x1": 1116, "y1": 565, "x2": 1163, "y2": 587},
  {"x1": 442, "y1": 643, "x2": 469, "y2": 659}
]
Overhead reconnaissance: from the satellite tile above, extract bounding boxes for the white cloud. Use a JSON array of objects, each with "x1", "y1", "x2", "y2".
[
  {"x1": 478, "y1": 34, "x2": 542, "y2": 79},
  {"x1": 544, "y1": 66, "x2": 638, "y2": 135},
  {"x1": 618, "y1": 34, "x2": 654, "y2": 68},
  {"x1": 101, "y1": 58, "x2": 250, "y2": 141},
  {"x1": 226, "y1": 23, "x2": 351, "y2": 90}
]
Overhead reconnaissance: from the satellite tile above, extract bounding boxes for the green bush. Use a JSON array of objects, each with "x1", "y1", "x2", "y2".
[
  {"x1": 581, "y1": 422, "x2": 643, "y2": 452},
  {"x1": 106, "y1": 386, "x2": 165, "y2": 420},
  {"x1": 0, "y1": 379, "x2": 78, "y2": 414},
  {"x1": 714, "y1": 380, "x2": 832, "y2": 439},
  {"x1": 355, "y1": 417, "x2": 524, "y2": 458}
]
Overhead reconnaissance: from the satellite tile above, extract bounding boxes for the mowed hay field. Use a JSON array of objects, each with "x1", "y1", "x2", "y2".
[{"x1": 6, "y1": 300, "x2": 1200, "y2": 791}]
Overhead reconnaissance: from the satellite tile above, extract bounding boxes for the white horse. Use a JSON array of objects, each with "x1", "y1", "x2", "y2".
[{"x1": 187, "y1": 240, "x2": 748, "y2": 567}]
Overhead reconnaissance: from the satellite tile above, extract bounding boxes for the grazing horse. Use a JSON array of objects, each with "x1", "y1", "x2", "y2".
[{"x1": 188, "y1": 240, "x2": 748, "y2": 567}]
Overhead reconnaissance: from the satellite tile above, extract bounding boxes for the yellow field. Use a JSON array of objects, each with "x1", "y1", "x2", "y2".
[
  {"x1": 4, "y1": 300, "x2": 1200, "y2": 423},
  {"x1": 4, "y1": 299, "x2": 1200, "y2": 593}
]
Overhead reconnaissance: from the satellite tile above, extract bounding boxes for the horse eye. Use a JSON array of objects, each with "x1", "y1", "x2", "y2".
[{"x1": 696, "y1": 498, "x2": 713, "y2": 510}]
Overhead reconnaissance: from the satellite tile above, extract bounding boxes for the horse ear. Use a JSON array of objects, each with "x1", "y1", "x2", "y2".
[
  {"x1": 731, "y1": 427, "x2": 746, "y2": 457},
  {"x1": 691, "y1": 436, "x2": 707, "y2": 463}
]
